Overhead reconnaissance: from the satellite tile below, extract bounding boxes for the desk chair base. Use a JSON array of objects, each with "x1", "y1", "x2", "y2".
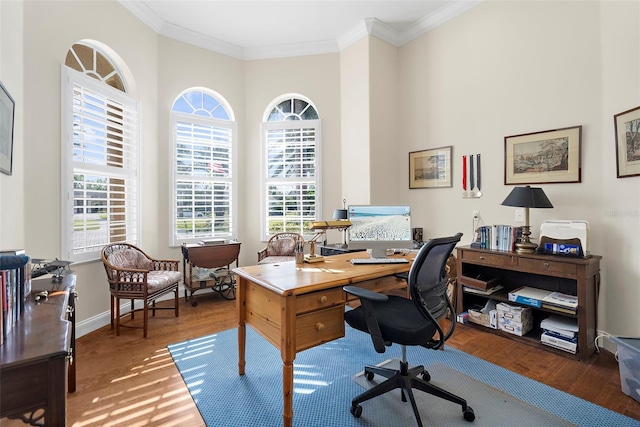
[{"x1": 350, "y1": 360, "x2": 475, "y2": 427}]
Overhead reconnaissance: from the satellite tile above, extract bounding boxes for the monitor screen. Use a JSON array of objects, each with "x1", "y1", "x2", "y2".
[{"x1": 347, "y1": 205, "x2": 412, "y2": 257}]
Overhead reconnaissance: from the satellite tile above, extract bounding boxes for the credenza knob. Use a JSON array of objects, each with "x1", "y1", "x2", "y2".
[
  {"x1": 319, "y1": 295, "x2": 328, "y2": 303},
  {"x1": 543, "y1": 262, "x2": 550, "y2": 269},
  {"x1": 316, "y1": 323, "x2": 325, "y2": 331}
]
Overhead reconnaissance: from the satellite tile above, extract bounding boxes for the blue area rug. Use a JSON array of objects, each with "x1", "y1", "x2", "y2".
[{"x1": 168, "y1": 326, "x2": 639, "y2": 427}]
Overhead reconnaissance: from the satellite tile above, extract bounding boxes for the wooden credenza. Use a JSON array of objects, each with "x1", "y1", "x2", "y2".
[
  {"x1": 0, "y1": 275, "x2": 76, "y2": 426},
  {"x1": 456, "y1": 246, "x2": 601, "y2": 362}
]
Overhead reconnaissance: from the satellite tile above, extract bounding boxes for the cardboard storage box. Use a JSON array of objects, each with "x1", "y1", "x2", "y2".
[
  {"x1": 497, "y1": 302, "x2": 532, "y2": 323},
  {"x1": 468, "y1": 300, "x2": 497, "y2": 329},
  {"x1": 610, "y1": 336, "x2": 640, "y2": 403},
  {"x1": 498, "y1": 316, "x2": 533, "y2": 336}
]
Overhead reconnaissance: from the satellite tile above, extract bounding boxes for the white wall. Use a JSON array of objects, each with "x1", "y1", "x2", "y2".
[
  {"x1": 22, "y1": 0, "x2": 159, "y2": 323},
  {"x1": 4, "y1": 0, "x2": 639, "y2": 338},
  {"x1": 397, "y1": 0, "x2": 640, "y2": 336},
  {"x1": 0, "y1": 0, "x2": 24, "y2": 248}
]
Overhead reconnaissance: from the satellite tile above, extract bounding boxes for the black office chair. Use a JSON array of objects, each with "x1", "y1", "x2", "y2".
[{"x1": 343, "y1": 232, "x2": 474, "y2": 426}]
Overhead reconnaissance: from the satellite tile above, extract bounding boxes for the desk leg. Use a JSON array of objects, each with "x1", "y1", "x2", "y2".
[
  {"x1": 283, "y1": 361, "x2": 294, "y2": 427},
  {"x1": 237, "y1": 277, "x2": 246, "y2": 375}
]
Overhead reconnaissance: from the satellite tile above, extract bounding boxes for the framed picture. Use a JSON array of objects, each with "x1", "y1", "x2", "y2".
[
  {"x1": 0, "y1": 81, "x2": 15, "y2": 176},
  {"x1": 409, "y1": 146, "x2": 452, "y2": 189},
  {"x1": 614, "y1": 105, "x2": 640, "y2": 178},
  {"x1": 504, "y1": 125, "x2": 581, "y2": 185}
]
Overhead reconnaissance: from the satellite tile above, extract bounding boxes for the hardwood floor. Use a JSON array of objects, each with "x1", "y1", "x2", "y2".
[{"x1": 5, "y1": 291, "x2": 639, "y2": 426}]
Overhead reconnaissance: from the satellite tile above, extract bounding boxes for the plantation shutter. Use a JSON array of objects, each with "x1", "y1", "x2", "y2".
[
  {"x1": 263, "y1": 120, "x2": 320, "y2": 238},
  {"x1": 62, "y1": 67, "x2": 140, "y2": 262}
]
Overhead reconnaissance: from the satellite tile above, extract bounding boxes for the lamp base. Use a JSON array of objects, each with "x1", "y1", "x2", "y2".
[
  {"x1": 304, "y1": 254, "x2": 324, "y2": 263},
  {"x1": 515, "y1": 241, "x2": 537, "y2": 254}
]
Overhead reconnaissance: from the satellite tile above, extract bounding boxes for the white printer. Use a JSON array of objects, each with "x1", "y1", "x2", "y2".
[{"x1": 539, "y1": 220, "x2": 590, "y2": 257}]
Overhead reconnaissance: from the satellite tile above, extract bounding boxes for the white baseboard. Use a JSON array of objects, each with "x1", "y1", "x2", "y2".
[{"x1": 76, "y1": 286, "x2": 186, "y2": 338}]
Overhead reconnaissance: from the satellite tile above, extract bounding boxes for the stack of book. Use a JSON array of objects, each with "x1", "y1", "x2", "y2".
[
  {"x1": 541, "y1": 291, "x2": 578, "y2": 314},
  {"x1": 540, "y1": 315, "x2": 578, "y2": 354},
  {"x1": 473, "y1": 225, "x2": 523, "y2": 251}
]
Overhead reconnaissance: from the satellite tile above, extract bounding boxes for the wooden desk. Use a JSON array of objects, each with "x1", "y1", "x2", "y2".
[
  {"x1": 234, "y1": 252, "x2": 411, "y2": 427},
  {"x1": 1, "y1": 275, "x2": 76, "y2": 426}
]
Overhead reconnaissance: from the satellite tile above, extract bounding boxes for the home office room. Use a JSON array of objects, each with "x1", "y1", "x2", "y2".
[{"x1": 1, "y1": 0, "x2": 639, "y2": 426}]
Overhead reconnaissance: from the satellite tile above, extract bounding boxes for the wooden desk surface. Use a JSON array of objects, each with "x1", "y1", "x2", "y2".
[{"x1": 233, "y1": 251, "x2": 414, "y2": 295}]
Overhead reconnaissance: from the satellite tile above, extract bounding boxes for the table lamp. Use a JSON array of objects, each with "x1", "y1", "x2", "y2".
[
  {"x1": 333, "y1": 204, "x2": 349, "y2": 248},
  {"x1": 501, "y1": 185, "x2": 553, "y2": 254}
]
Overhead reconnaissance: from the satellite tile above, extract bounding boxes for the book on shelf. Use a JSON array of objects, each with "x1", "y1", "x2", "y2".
[
  {"x1": 540, "y1": 315, "x2": 578, "y2": 338},
  {"x1": 541, "y1": 292, "x2": 578, "y2": 309},
  {"x1": 507, "y1": 286, "x2": 551, "y2": 308},
  {"x1": 541, "y1": 331, "x2": 578, "y2": 353},
  {"x1": 541, "y1": 304, "x2": 577, "y2": 315},
  {"x1": 463, "y1": 285, "x2": 504, "y2": 296}
]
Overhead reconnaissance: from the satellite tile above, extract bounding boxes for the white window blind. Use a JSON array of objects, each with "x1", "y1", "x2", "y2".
[
  {"x1": 171, "y1": 112, "x2": 235, "y2": 245},
  {"x1": 62, "y1": 66, "x2": 140, "y2": 262},
  {"x1": 262, "y1": 120, "x2": 320, "y2": 239}
]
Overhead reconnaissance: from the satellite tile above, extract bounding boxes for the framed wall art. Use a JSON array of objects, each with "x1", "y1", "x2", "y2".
[
  {"x1": 614, "y1": 105, "x2": 640, "y2": 178},
  {"x1": 0, "y1": 81, "x2": 15, "y2": 176},
  {"x1": 504, "y1": 125, "x2": 581, "y2": 185},
  {"x1": 409, "y1": 146, "x2": 452, "y2": 189}
]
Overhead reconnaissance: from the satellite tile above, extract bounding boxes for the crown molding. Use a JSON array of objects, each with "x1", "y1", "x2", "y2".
[{"x1": 118, "y1": 0, "x2": 483, "y2": 61}]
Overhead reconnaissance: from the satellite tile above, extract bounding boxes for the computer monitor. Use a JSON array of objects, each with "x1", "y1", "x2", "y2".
[{"x1": 347, "y1": 205, "x2": 413, "y2": 258}]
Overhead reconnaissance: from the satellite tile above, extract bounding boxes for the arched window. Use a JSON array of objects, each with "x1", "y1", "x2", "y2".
[
  {"x1": 61, "y1": 42, "x2": 140, "y2": 262},
  {"x1": 261, "y1": 95, "x2": 320, "y2": 239},
  {"x1": 170, "y1": 89, "x2": 237, "y2": 245}
]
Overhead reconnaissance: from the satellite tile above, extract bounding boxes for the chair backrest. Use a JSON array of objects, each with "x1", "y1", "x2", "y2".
[
  {"x1": 407, "y1": 233, "x2": 463, "y2": 344},
  {"x1": 266, "y1": 233, "x2": 304, "y2": 257},
  {"x1": 101, "y1": 243, "x2": 152, "y2": 275}
]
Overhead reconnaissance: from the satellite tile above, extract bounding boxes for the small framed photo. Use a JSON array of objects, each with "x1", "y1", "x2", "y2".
[
  {"x1": 504, "y1": 126, "x2": 581, "y2": 185},
  {"x1": 409, "y1": 146, "x2": 452, "y2": 189},
  {"x1": 0, "y1": 81, "x2": 15, "y2": 176},
  {"x1": 614, "y1": 105, "x2": 640, "y2": 179}
]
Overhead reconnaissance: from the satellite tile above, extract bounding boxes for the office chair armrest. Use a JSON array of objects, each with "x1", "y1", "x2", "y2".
[
  {"x1": 344, "y1": 286, "x2": 388, "y2": 353},
  {"x1": 343, "y1": 286, "x2": 389, "y2": 302}
]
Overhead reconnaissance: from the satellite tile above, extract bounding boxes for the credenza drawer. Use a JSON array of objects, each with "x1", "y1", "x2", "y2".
[
  {"x1": 461, "y1": 250, "x2": 506, "y2": 267},
  {"x1": 517, "y1": 258, "x2": 577, "y2": 276},
  {"x1": 296, "y1": 306, "x2": 345, "y2": 351},
  {"x1": 296, "y1": 288, "x2": 345, "y2": 314}
]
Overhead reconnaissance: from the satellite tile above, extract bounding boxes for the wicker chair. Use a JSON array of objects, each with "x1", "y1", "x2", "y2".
[
  {"x1": 101, "y1": 243, "x2": 181, "y2": 337},
  {"x1": 257, "y1": 232, "x2": 305, "y2": 264}
]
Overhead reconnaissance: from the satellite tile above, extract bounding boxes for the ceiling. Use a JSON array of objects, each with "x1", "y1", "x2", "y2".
[{"x1": 117, "y1": 0, "x2": 481, "y2": 60}]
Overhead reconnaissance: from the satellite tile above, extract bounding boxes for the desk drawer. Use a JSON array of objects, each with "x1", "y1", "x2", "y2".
[
  {"x1": 517, "y1": 258, "x2": 577, "y2": 276},
  {"x1": 296, "y1": 306, "x2": 345, "y2": 352},
  {"x1": 296, "y1": 288, "x2": 345, "y2": 314},
  {"x1": 461, "y1": 250, "x2": 506, "y2": 267}
]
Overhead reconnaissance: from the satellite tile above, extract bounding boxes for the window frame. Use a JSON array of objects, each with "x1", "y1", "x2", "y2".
[{"x1": 61, "y1": 65, "x2": 141, "y2": 262}]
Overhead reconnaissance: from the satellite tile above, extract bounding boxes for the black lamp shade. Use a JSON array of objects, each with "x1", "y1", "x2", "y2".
[
  {"x1": 501, "y1": 185, "x2": 553, "y2": 209},
  {"x1": 333, "y1": 209, "x2": 348, "y2": 220}
]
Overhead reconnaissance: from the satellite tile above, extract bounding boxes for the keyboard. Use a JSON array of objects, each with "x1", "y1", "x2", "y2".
[{"x1": 351, "y1": 258, "x2": 409, "y2": 265}]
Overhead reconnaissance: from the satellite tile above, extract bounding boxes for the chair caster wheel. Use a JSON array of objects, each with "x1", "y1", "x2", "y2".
[
  {"x1": 350, "y1": 404, "x2": 362, "y2": 418},
  {"x1": 191, "y1": 300, "x2": 198, "y2": 307},
  {"x1": 364, "y1": 370, "x2": 374, "y2": 381},
  {"x1": 463, "y1": 406, "x2": 475, "y2": 422},
  {"x1": 421, "y1": 370, "x2": 431, "y2": 382}
]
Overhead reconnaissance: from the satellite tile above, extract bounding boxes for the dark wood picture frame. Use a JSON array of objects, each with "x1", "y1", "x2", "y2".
[
  {"x1": 504, "y1": 125, "x2": 581, "y2": 185},
  {"x1": 0, "y1": 81, "x2": 15, "y2": 176},
  {"x1": 409, "y1": 146, "x2": 452, "y2": 189},
  {"x1": 614, "y1": 105, "x2": 640, "y2": 178}
]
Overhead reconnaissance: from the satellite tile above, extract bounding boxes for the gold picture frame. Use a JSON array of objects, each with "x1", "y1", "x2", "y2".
[
  {"x1": 504, "y1": 126, "x2": 581, "y2": 185},
  {"x1": 0, "y1": 81, "x2": 15, "y2": 176},
  {"x1": 614, "y1": 105, "x2": 640, "y2": 178},
  {"x1": 409, "y1": 146, "x2": 452, "y2": 189}
]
